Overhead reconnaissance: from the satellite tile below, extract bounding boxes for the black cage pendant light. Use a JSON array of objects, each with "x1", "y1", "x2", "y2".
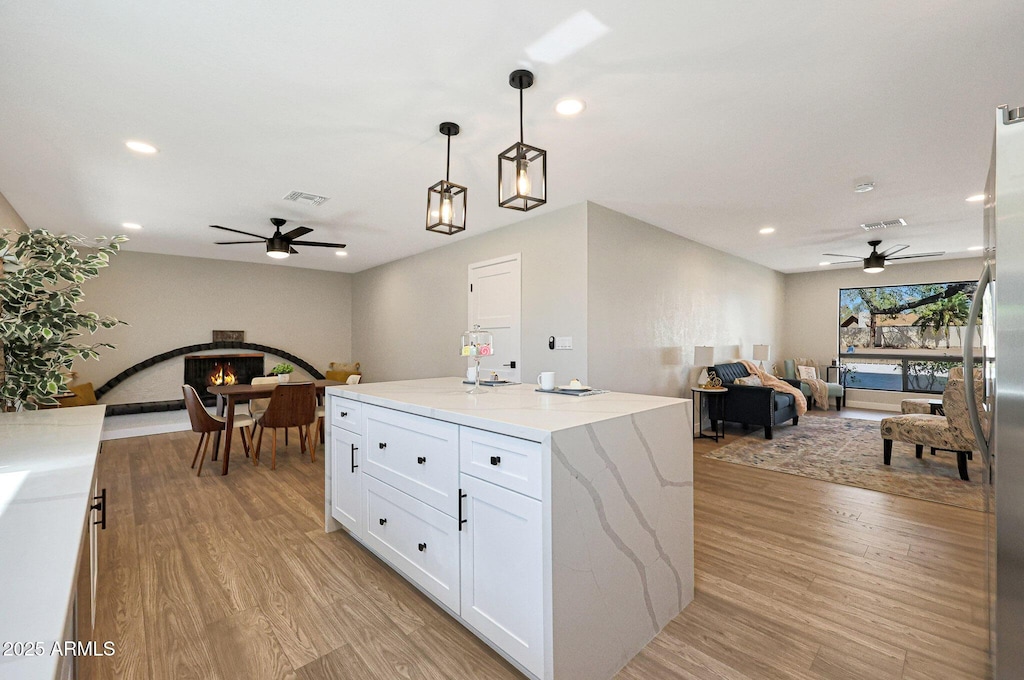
[
  {"x1": 498, "y1": 69, "x2": 547, "y2": 211},
  {"x1": 426, "y1": 122, "x2": 467, "y2": 235}
]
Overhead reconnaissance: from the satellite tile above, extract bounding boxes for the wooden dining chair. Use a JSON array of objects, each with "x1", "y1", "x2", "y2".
[
  {"x1": 182, "y1": 385, "x2": 255, "y2": 476},
  {"x1": 254, "y1": 382, "x2": 317, "y2": 470}
]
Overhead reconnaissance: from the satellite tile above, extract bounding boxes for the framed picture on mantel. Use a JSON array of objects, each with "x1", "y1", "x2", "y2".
[{"x1": 213, "y1": 330, "x2": 245, "y2": 343}]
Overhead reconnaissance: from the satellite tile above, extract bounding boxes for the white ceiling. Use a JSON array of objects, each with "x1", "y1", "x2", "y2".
[{"x1": 1, "y1": 1, "x2": 1021, "y2": 274}]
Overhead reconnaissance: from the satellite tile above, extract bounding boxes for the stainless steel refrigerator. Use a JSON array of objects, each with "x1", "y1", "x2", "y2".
[{"x1": 964, "y1": 104, "x2": 1024, "y2": 679}]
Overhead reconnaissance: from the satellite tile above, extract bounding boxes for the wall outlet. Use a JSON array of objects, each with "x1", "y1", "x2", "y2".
[{"x1": 555, "y1": 336, "x2": 573, "y2": 350}]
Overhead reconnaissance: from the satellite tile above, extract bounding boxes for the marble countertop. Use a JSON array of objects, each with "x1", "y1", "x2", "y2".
[
  {"x1": 327, "y1": 377, "x2": 689, "y2": 441},
  {"x1": 0, "y1": 405, "x2": 106, "y2": 680}
]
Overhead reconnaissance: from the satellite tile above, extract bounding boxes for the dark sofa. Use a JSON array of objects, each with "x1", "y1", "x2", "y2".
[{"x1": 711, "y1": 362, "x2": 800, "y2": 439}]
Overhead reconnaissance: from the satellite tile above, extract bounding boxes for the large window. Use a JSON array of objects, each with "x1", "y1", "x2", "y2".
[{"x1": 838, "y1": 281, "x2": 978, "y2": 393}]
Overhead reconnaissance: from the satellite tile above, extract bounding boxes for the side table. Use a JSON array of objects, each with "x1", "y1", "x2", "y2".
[{"x1": 692, "y1": 387, "x2": 729, "y2": 441}]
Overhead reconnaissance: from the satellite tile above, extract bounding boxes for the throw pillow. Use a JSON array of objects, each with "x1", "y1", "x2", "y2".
[
  {"x1": 734, "y1": 376, "x2": 763, "y2": 386},
  {"x1": 797, "y1": 365, "x2": 818, "y2": 380}
]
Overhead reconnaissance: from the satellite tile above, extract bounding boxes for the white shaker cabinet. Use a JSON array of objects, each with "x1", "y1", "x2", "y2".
[
  {"x1": 324, "y1": 378, "x2": 693, "y2": 680},
  {"x1": 330, "y1": 426, "x2": 362, "y2": 534},
  {"x1": 459, "y1": 472, "x2": 544, "y2": 677}
]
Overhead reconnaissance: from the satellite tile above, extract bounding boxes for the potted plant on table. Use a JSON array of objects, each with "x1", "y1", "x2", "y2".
[
  {"x1": 0, "y1": 229, "x2": 127, "y2": 411},
  {"x1": 270, "y1": 362, "x2": 294, "y2": 383}
]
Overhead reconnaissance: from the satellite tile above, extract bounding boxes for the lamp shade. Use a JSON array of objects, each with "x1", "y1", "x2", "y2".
[
  {"x1": 693, "y1": 346, "x2": 715, "y2": 367},
  {"x1": 753, "y1": 344, "x2": 771, "y2": 362}
]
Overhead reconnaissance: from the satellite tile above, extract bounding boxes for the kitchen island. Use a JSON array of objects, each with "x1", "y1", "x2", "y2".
[
  {"x1": 0, "y1": 405, "x2": 106, "y2": 680},
  {"x1": 324, "y1": 377, "x2": 693, "y2": 680}
]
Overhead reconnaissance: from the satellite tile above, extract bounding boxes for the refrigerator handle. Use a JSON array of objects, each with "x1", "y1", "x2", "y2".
[{"x1": 963, "y1": 262, "x2": 991, "y2": 464}]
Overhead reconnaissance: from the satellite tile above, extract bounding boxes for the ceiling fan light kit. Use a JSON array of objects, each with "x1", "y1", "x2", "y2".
[
  {"x1": 822, "y1": 239, "x2": 945, "y2": 274},
  {"x1": 211, "y1": 217, "x2": 344, "y2": 260},
  {"x1": 498, "y1": 69, "x2": 547, "y2": 212},
  {"x1": 426, "y1": 122, "x2": 467, "y2": 236}
]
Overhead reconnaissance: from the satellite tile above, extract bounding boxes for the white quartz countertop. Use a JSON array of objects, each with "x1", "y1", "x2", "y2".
[
  {"x1": 327, "y1": 377, "x2": 689, "y2": 441},
  {"x1": 0, "y1": 405, "x2": 106, "y2": 680}
]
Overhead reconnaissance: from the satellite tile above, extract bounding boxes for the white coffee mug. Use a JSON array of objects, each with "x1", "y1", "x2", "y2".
[
  {"x1": 467, "y1": 366, "x2": 478, "y2": 381},
  {"x1": 537, "y1": 372, "x2": 555, "y2": 391}
]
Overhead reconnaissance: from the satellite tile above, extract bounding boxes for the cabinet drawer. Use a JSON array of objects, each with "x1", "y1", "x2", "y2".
[
  {"x1": 363, "y1": 405, "x2": 459, "y2": 516},
  {"x1": 331, "y1": 397, "x2": 362, "y2": 433},
  {"x1": 362, "y1": 475, "x2": 460, "y2": 614},
  {"x1": 460, "y1": 428, "x2": 543, "y2": 500}
]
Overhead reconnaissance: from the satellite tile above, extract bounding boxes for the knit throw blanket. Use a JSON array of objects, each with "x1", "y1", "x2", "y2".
[
  {"x1": 794, "y1": 357, "x2": 830, "y2": 411},
  {"x1": 739, "y1": 360, "x2": 808, "y2": 416}
]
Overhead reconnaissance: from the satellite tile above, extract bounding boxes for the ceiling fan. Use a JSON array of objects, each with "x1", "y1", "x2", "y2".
[
  {"x1": 822, "y1": 239, "x2": 944, "y2": 273},
  {"x1": 210, "y1": 218, "x2": 345, "y2": 260}
]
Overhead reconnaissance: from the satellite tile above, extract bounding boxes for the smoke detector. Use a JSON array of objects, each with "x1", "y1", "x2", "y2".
[
  {"x1": 860, "y1": 218, "x2": 906, "y2": 231},
  {"x1": 854, "y1": 182, "x2": 874, "y2": 193},
  {"x1": 282, "y1": 191, "x2": 329, "y2": 206}
]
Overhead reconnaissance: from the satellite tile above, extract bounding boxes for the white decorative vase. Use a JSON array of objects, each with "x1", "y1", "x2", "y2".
[{"x1": 277, "y1": 374, "x2": 290, "y2": 383}]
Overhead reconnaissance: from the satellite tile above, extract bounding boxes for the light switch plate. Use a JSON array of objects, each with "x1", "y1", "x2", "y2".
[{"x1": 555, "y1": 336, "x2": 573, "y2": 350}]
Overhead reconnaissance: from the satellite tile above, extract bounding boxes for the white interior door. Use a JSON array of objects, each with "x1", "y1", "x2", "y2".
[{"x1": 469, "y1": 254, "x2": 521, "y2": 383}]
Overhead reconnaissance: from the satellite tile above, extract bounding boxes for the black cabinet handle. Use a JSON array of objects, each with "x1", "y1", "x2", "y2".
[
  {"x1": 379, "y1": 442, "x2": 387, "y2": 449},
  {"x1": 90, "y1": 488, "x2": 107, "y2": 530},
  {"x1": 458, "y1": 488, "x2": 467, "y2": 531},
  {"x1": 490, "y1": 456, "x2": 501, "y2": 466},
  {"x1": 350, "y1": 444, "x2": 359, "y2": 473},
  {"x1": 418, "y1": 542, "x2": 427, "y2": 552},
  {"x1": 417, "y1": 456, "x2": 426, "y2": 464},
  {"x1": 340, "y1": 411, "x2": 348, "y2": 418},
  {"x1": 379, "y1": 518, "x2": 387, "y2": 526}
]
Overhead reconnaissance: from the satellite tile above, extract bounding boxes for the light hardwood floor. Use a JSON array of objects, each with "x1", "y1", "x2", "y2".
[{"x1": 82, "y1": 411, "x2": 991, "y2": 679}]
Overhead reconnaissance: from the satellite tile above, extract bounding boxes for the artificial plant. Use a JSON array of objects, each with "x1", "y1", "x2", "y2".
[{"x1": 0, "y1": 228, "x2": 127, "y2": 411}]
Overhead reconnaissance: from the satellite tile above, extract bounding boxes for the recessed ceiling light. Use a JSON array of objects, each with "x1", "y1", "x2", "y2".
[
  {"x1": 968, "y1": 245, "x2": 984, "y2": 251},
  {"x1": 335, "y1": 250, "x2": 348, "y2": 257},
  {"x1": 854, "y1": 182, "x2": 874, "y2": 193},
  {"x1": 125, "y1": 140, "x2": 158, "y2": 154},
  {"x1": 819, "y1": 261, "x2": 832, "y2": 266},
  {"x1": 555, "y1": 99, "x2": 586, "y2": 116},
  {"x1": 966, "y1": 194, "x2": 985, "y2": 202},
  {"x1": 121, "y1": 222, "x2": 143, "y2": 230},
  {"x1": 759, "y1": 227, "x2": 775, "y2": 234}
]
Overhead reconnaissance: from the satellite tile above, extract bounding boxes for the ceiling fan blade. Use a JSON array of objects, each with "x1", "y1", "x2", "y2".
[
  {"x1": 822, "y1": 253, "x2": 862, "y2": 259},
  {"x1": 210, "y1": 225, "x2": 268, "y2": 239},
  {"x1": 214, "y1": 240, "x2": 264, "y2": 245},
  {"x1": 290, "y1": 240, "x2": 346, "y2": 248},
  {"x1": 887, "y1": 251, "x2": 945, "y2": 261},
  {"x1": 289, "y1": 247, "x2": 299, "y2": 255},
  {"x1": 825, "y1": 259, "x2": 862, "y2": 265},
  {"x1": 880, "y1": 244, "x2": 910, "y2": 257},
  {"x1": 281, "y1": 226, "x2": 313, "y2": 240}
]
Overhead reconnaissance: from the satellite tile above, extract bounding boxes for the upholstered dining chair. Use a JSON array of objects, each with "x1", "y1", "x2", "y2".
[
  {"x1": 254, "y1": 382, "x2": 317, "y2": 470},
  {"x1": 880, "y1": 378, "x2": 984, "y2": 481},
  {"x1": 248, "y1": 376, "x2": 280, "y2": 422},
  {"x1": 182, "y1": 385, "x2": 255, "y2": 476}
]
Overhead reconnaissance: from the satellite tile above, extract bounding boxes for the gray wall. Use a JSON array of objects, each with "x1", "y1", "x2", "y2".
[
  {"x1": 781, "y1": 256, "x2": 984, "y2": 409},
  {"x1": 587, "y1": 203, "x2": 786, "y2": 397},
  {"x1": 0, "y1": 189, "x2": 28, "y2": 232},
  {"x1": 79, "y1": 250, "x2": 353, "y2": 387},
  {"x1": 351, "y1": 203, "x2": 588, "y2": 383}
]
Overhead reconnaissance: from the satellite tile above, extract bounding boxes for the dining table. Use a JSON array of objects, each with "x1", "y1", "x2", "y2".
[{"x1": 207, "y1": 379, "x2": 341, "y2": 475}]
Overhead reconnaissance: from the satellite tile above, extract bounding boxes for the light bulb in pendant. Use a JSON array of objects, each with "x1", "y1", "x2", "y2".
[
  {"x1": 440, "y1": 191, "x2": 453, "y2": 224},
  {"x1": 516, "y1": 158, "x2": 531, "y2": 196}
]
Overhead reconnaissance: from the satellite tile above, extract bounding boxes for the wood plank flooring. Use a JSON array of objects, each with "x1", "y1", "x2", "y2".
[{"x1": 81, "y1": 412, "x2": 991, "y2": 679}]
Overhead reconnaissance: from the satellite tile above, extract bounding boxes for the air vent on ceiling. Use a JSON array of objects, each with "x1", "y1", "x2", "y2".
[
  {"x1": 282, "y1": 191, "x2": 330, "y2": 206},
  {"x1": 860, "y1": 218, "x2": 907, "y2": 231}
]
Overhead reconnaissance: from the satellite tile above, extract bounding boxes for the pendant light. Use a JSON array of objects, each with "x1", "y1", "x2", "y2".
[
  {"x1": 426, "y1": 122, "x2": 467, "y2": 235},
  {"x1": 499, "y1": 69, "x2": 547, "y2": 211}
]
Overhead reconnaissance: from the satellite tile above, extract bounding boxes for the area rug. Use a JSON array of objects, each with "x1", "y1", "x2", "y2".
[{"x1": 704, "y1": 415, "x2": 988, "y2": 511}]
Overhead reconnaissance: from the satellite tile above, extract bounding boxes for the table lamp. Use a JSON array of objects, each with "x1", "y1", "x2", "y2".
[
  {"x1": 753, "y1": 344, "x2": 771, "y2": 372},
  {"x1": 694, "y1": 346, "x2": 715, "y2": 387}
]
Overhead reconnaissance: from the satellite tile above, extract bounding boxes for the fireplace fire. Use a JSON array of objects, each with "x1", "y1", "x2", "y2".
[
  {"x1": 207, "y1": 363, "x2": 238, "y2": 386},
  {"x1": 184, "y1": 353, "x2": 265, "y2": 405}
]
